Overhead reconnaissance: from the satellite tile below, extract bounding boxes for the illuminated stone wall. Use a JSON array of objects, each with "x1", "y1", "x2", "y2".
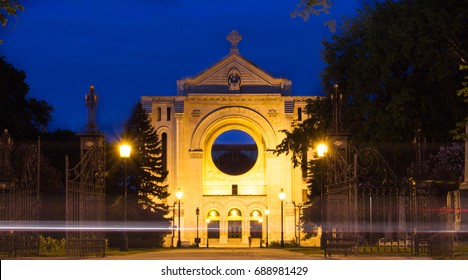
[{"x1": 141, "y1": 32, "x2": 319, "y2": 247}]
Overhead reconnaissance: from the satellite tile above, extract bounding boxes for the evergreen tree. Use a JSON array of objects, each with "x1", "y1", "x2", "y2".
[{"x1": 121, "y1": 102, "x2": 169, "y2": 221}]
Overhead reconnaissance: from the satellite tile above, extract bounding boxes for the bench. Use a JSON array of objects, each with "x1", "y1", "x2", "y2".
[{"x1": 324, "y1": 237, "x2": 358, "y2": 258}]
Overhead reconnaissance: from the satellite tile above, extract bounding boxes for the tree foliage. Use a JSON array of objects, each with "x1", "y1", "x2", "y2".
[
  {"x1": 0, "y1": 0, "x2": 22, "y2": 25},
  {"x1": 291, "y1": 0, "x2": 332, "y2": 20},
  {"x1": 282, "y1": 1, "x2": 468, "y2": 238},
  {"x1": 274, "y1": 97, "x2": 331, "y2": 169},
  {"x1": 0, "y1": 57, "x2": 53, "y2": 141},
  {"x1": 121, "y1": 102, "x2": 170, "y2": 221},
  {"x1": 0, "y1": 0, "x2": 23, "y2": 43},
  {"x1": 451, "y1": 64, "x2": 468, "y2": 140},
  {"x1": 427, "y1": 142, "x2": 464, "y2": 182},
  {"x1": 275, "y1": 98, "x2": 330, "y2": 236},
  {"x1": 321, "y1": 0, "x2": 467, "y2": 144}
]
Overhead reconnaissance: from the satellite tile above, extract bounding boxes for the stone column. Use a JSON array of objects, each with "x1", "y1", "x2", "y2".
[{"x1": 459, "y1": 124, "x2": 468, "y2": 234}]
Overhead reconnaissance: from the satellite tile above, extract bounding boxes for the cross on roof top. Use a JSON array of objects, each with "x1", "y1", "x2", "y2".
[{"x1": 227, "y1": 30, "x2": 242, "y2": 54}]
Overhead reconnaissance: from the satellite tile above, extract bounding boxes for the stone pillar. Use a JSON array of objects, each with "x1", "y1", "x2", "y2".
[
  {"x1": 459, "y1": 124, "x2": 468, "y2": 236},
  {"x1": 219, "y1": 220, "x2": 228, "y2": 245}
]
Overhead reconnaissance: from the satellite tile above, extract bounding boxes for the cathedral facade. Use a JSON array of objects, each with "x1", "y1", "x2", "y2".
[{"x1": 141, "y1": 31, "x2": 318, "y2": 247}]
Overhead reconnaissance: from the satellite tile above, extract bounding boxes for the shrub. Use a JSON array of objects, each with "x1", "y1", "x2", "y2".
[{"x1": 39, "y1": 235, "x2": 65, "y2": 254}]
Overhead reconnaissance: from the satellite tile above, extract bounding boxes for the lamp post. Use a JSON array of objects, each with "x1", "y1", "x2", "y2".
[
  {"x1": 206, "y1": 218, "x2": 210, "y2": 248},
  {"x1": 176, "y1": 189, "x2": 183, "y2": 248},
  {"x1": 297, "y1": 203, "x2": 302, "y2": 247},
  {"x1": 317, "y1": 143, "x2": 327, "y2": 249},
  {"x1": 293, "y1": 201, "x2": 297, "y2": 244},
  {"x1": 259, "y1": 217, "x2": 263, "y2": 248},
  {"x1": 265, "y1": 208, "x2": 270, "y2": 248},
  {"x1": 171, "y1": 201, "x2": 176, "y2": 247},
  {"x1": 195, "y1": 207, "x2": 200, "y2": 247},
  {"x1": 279, "y1": 188, "x2": 286, "y2": 248},
  {"x1": 119, "y1": 144, "x2": 131, "y2": 251}
]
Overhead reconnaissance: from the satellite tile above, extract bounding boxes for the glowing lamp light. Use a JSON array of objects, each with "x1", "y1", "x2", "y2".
[
  {"x1": 119, "y1": 144, "x2": 131, "y2": 158},
  {"x1": 176, "y1": 189, "x2": 183, "y2": 200},
  {"x1": 265, "y1": 208, "x2": 270, "y2": 215},
  {"x1": 279, "y1": 189, "x2": 286, "y2": 201},
  {"x1": 317, "y1": 143, "x2": 328, "y2": 158},
  {"x1": 206, "y1": 218, "x2": 210, "y2": 224}
]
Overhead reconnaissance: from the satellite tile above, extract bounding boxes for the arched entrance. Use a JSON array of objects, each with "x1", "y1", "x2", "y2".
[
  {"x1": 193, "y1": 107, "x2": 276, "y2": 246},
  {"x1": 206, "y1": 209, "x2": 220, "y2": 239},
  {"x1": 227, "y1": 208, "x2": 242, "y2": 239},
  {"x1": 249, "y1": 209, "x2": 263, "y2": 239}
]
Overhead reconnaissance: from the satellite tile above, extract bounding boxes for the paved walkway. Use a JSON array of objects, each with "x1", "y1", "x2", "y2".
[
  {"x1": 96, "y1": 248, "x2": 431, "y2": 260},
  {"x1": 100, "y1": 248, "x2": 318, "y2": 260}
]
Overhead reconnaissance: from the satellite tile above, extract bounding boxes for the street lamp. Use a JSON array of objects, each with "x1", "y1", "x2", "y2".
[
  {"x1": 317, "y1": 143, "x2": 327, "y2": 249},
  {"x1": 265, "y1": 208, "x2": 270, "y2": 248},
  {"x1": 206, "y1": 218, "x2": 210, "y2": 248},
  {"x1": 119, "y1": 144, "x2": 131, "y2": 251},
  {"x1": 195, "y1": 207, "x2": 200, "y2": 247},
  {"x1": 176, "y1": 189, "x2": 183, "y2": 248},
  {"x1": 279, "y1": 188, "x2": 286, "y2": 248},
  {"x1": 317, "y1": 143, "x2": 328, "y2": 157}
]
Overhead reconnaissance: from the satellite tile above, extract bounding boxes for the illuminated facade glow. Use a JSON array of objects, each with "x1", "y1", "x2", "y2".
[{"x1": 141, "y1": 31, "x2": 320, "y2": 247}]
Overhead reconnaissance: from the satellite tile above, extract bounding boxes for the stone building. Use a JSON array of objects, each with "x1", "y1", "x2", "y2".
[{"x1": 141, "y1": 31, "x2": 318, "y2": 247}]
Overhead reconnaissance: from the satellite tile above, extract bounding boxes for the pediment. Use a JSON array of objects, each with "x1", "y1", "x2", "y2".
[{"x1": 177, "y1": 54, "x2": 291, "y2": 95}]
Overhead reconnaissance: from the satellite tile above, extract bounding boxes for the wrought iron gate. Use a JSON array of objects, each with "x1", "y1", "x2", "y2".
[
  {"x1": 65, "y1": 137, "x2": 106, "y2": 257},
  {"x1": 354, "y1": 148, "x2": 410, "y2": 252},
  {"x1": 322, "y1": 144, "x2": 358, "y2": 256},
  {"x1": 323, "y1": 145, "x2": 457, "y2": 256},
  {"x1": 321, "y1": 86, "x2": 457, "y2": 257},
  {"x1": 0, "y1": 130, "x2": 39, "y2": 258},
  {"x1": 323, "y1": 146, "x2": 410, "y2": 255}
]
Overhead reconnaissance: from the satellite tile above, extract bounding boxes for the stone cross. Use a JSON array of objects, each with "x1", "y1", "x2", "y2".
[
  {"x1": 85, "y1": 85, "x2": 99, "y2": 133},
  {"x1": 227, "y1": 30, "x2": 242, "y2": 54}
]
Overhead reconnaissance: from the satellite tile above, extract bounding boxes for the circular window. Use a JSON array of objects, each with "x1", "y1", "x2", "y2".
[{"x1": 211, "y1": 130, "x2": 258, "y2": 175}]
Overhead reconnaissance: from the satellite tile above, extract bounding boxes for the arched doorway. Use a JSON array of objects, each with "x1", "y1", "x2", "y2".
[
  {"x1": 227, "y1": 208, "x2": 242, "y2": 239},
  {"x1": 249, "y1": 209, "x2": 263, "y2": 239},
  {"x1": 206, "y1": 209, "x2": 220, "y2": 239}
]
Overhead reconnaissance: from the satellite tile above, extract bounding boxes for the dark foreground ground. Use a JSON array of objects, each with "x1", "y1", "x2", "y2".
[{"x1": 91, "y1": 247, "x2": 434, "y2": 260}]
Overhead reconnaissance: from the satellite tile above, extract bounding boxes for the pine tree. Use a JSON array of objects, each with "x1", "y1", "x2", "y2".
[{"x1": 121, "y1": 102, "x2": 169, "y2": 221}]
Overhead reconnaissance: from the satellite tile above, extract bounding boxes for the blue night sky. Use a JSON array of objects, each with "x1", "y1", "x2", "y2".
[{"x1": 1, "y1": 0, "x2": 367, "y2": 140}]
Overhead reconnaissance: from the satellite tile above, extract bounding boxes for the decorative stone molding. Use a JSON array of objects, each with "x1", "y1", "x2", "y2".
[
  {"x1": 191, "y1": 109, "x2": 201, "y2": 118},
  {"x1": 285, "y1": 113, "x2": 294, "y2": 121},
  {"x1": 268, "y1": 109, "x2": 278, "y2": 118},
  {"x1": 187, "y1": 96, "x2": 282, "y2": 104},
  {"x1": 189, "y1": 149, "x2": 203, "y2": 159},
  {"x1": 265, "y1": 149, "x2": 276, "y2": 158},
  {"x1": 175, "y1": 113, "x2": 184, "y2": 120}
]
